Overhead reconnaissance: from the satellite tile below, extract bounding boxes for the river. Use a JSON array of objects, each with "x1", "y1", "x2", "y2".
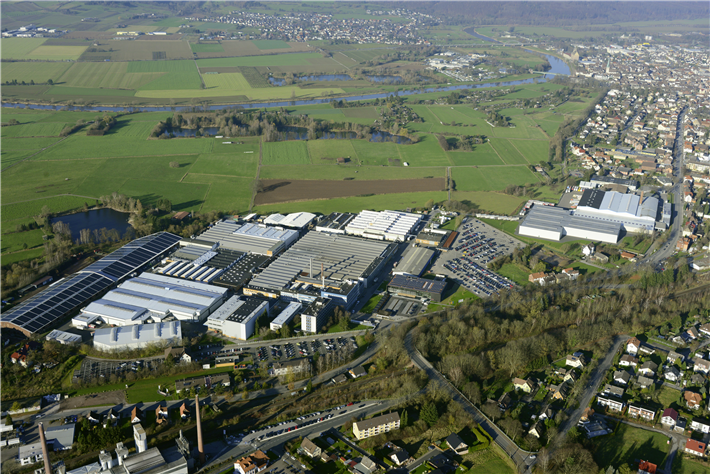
[
  {"x1": 2, "y1": 33, "x2": 568, "y2": 113},
  {"x1": 50, "y1": 208, "x2": 132, "y2": 241}
]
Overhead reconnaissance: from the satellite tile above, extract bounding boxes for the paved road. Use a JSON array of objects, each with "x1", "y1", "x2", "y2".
[
  {"x1": 556, "y1": 335, "x2": 629, "y2": 444},
  {"x1": 404, "y1": 331, "x2": 534, "y2": 473},
  {"x1": 406, "y1": 447, "x2": 441, "y2": 472}
]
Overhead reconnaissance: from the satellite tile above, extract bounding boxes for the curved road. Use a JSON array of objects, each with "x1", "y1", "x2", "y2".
[{"x1": 404, "y1": 331, "x2": 535, "y2": 473}]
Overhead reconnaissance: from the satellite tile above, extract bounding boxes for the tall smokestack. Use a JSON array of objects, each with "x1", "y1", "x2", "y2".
[
  {"x1": 195, "y1": 395, "x2": 205, "y2": 464},
  {"x1": 38, "y1": 422, "x2": 53, "y2": 474}
]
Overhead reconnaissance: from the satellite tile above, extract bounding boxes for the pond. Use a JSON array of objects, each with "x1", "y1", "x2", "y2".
[
  {"x1": 269, "y1": 74, "x2": 353, "y2": 86},
  {"x1": 50, "y1": 208, "x2": 132, "y2": 242}
]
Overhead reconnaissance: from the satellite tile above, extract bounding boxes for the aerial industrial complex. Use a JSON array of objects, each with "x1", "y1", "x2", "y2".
[
  {"x1": 519, "y1": 188, "x2": 668, "y2": 243},
  {"x1": 0, "y1": 209, "x2": 433, "y2": 345}
]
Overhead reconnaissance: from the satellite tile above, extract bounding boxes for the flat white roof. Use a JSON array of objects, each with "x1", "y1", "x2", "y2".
[
  {"x1": 346, "y1": 210, "x2": 421, "y2": 237},
  {"x1": 93, "y1": 321, "x2": 181, "y2": 348},
  {"x1": 271, "y1": 302, "x2": 302, "y2": 326},
  {"x1": 205, "y1": 295, "x2": 245, "y2": 323},
  {"x1": 264, "y1": 212, "x2": 316, "y2": 229},
  {"x1": 46, "y1": 330, "x2": 82, "y2": 344}
]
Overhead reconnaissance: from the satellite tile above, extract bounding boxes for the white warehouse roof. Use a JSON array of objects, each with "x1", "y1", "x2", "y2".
[
  {"x1": 197, "y1": 220, "x2": 298, "y2": 255},
  {"x1": 80, "y1": 273, "x2": 228, "y2": 324},
  {"x1": 345, "y1": 210, "x2": 421, "y2": 241},
  {"x1": 93, "y1": 321, "x2": 182, "y2": 351},
  {"x1": 263, "y1": 212, "x2": 316, "y2": 229}
]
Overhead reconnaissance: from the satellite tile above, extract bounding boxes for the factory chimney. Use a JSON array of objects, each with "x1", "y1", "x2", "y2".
[
  {"x1": 195, "y1": 395, "x2": 205, "y2": 464},
  {"x1": 38, "y1": 422, "x2": 53, "y2": 474}
]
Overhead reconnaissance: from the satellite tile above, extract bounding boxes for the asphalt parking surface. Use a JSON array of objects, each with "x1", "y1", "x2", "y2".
[{"x1": 430, "y1": 217, "x2": 525, "y2": 297}]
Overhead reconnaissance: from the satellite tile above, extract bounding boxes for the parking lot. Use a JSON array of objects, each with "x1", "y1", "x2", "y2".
[
  {"x1": 253, "y1": 336, "x2": 357, "y2": 363},
  {"x1": 379, "y1": 296, "x2": 421, "y2": 317},
  {"x1": 431, "y1": 217, "x2": 525, "y2": 297}
]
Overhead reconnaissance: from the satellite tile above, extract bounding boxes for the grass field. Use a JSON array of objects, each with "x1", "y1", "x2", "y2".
[
  {"x1": 397, "y1": 134, "x2": 451, "y2": 166},
  {"x1": 252, "y1": 40, "x2": 290, "y2": 50},
  {"x1": 1, "y1": 122, "x2": 67, "y2": 138},
  {"x1": 129, "y1": 60, "x2": 203, "y2": 90},
  {"x1": 497, "y1": 263, "x2": 531, "y2": 285},
  {"x1": 307, "y1": 140, "x2": 359, "y2": 163},
  {"x1": 447, "y1": 143, "x2": 504, "y2": 166},
  {"x1": 189, "y1": 153, "x2": 259, "y2": 177},
  {"x1": 1, "y1": 228, "x2": 46, "y2": 254},
  {"x1": 57, "y1": 62, "x2": 163, "y2": 90},
  {"x1": 350, "y1": 140, "x2": 400, "y2": 166},
  {"x1": 593, "y1": 423, "x2": 669, "y2": 469},
  {"x1": 262, "y1": 141, "x2": 310, "y2": 165},
  {"x1": 202, "y1": 72, "x2": 252, "y2": 92},
  {"x1": 1, "y1": 195, "x2": 96, "y2": 223},
  {"x1": 489, "y1": 138, "x2": 528, "y2": 165},
  {"x1": 508, "y1": 139, "x2": 550, "y2": 164},
  {"x1": 196, "y1": 53, "x2": 326, "y2": 68},
  {"x1": 191, "y1": 43, "x2": 224, "y2": 53},
  {"x1": 182, "y1": 175, "x2": 253, "y2": 213},
  {"x1": 1, "y1": 248, "x2": 44, "y2": 267},
  {"x1": 452, "y1": 165, "x2": 539, "y2": 192},
  {"x1": 1, "y1": 38, "x2": 47, "y2": 59},
  {"x1": 26, "y1": 45, "x2": 87, "y2": 60},
  {"x1": 450, "y1": 191, "x2": 525, "y2": 215},
  {"x1": 1, "y1": 61, "x2": 72, "y2": 84}
]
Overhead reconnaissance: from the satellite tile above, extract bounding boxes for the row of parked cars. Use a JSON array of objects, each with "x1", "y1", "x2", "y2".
[
  {"x1": 455, "y1": 231, "x2": 505, "y2": 264},
  {"x1": 444, "y1": 257, "x2": 513, "y2": 296}
]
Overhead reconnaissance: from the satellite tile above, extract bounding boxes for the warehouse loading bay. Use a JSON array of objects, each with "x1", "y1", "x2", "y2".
[{"x1": 430, "y1": 218, "x2": 526, "y2": 297}]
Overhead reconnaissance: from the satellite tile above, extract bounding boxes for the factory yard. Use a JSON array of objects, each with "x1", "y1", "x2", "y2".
[
  {"x1": 254, "y1": 178, "x2": 446, "y2": 205},
  {"x1": 430, "y1": 217, "x2": 525, "y2": 297}
]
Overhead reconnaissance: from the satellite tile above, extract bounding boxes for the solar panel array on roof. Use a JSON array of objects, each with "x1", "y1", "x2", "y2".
[{"x1": 1, "y1": 232, "x2": 181, "y2": 335}]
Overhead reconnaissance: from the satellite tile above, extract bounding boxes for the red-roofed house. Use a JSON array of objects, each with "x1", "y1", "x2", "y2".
[
  {"x1": 685, "y1": 439, "x2": 706, "y2": 457},
  {"x1": 638, "y1": 460, "x2": 657, "y2": 474}
]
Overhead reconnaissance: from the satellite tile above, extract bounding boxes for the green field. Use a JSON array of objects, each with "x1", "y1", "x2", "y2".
[
  {"x1": 489, "y1": 138, "x2": 528, "y2": 165},
  {"x1": 189, "y1": 153, "x2": 258, "y2": 178},
  {"x1": 508, "y1": 139, "x2": 550, "y2": 164},
  {"x1": 26, "y1": 45, "x2": 87, "y2": 60},
  {"x1": 1, "y1": 61, "x2": 72, "y2": 84},
  {"x1": 447, "y1": 143, "x2": 504, "y2": 166},
  {"x1": 263, "y1": 141, "x2": 310, "y2": 165},
  {"x1": 593, "y1": 424, "x2": 669, "y2": 470},
  {"x1": 2, "y1": 196, "x2": 96, "y2": 223},
  {"x1": 2, "y1": 122, "x2": 69, "y2": 138},
  {"x1": 307, "y1": 140, "x2": 359, "y2": 163},
  {"x1": 397, "y1": 134, "x2": 451, "y2": 166},
  {"x1": 196, "y1": 53, "x2": 326, "y2": 68},
  {"x1": 450, "y1": 191, "x2": 525, "y2": 215},
  {"x1": 57, "y1": 62, "x2": 163, "y2": 90},
  {"x1": 452, "y1": 165, "x2": 539, "y2": 192},
  {"x1": 1, "y1": 38, "x2": 47, "y2": 59},
  {"x1": 191, "y1": 43, "x2": 225, "y2": 53},
  {"x1": 497, "y1": 263, "x2": 531, "y2": 285},
  {"x1": 182, "y1": 175, "x2": 253, "y2": 213},
  {"x1": 129, "y1": 60, "x2": 203, "y2": 90},
  {"x1": 252, "y1": 40, "x2": 290, "y2": 50}
]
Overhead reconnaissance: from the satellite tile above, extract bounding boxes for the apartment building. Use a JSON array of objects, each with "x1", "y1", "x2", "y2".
[{"x1": 353, "y1": 412, "x2": 400, "y2": 440}]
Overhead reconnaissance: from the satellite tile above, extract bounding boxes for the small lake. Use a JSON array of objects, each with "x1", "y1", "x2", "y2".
[
  {"x1": 50, "y1": 208, "x2": 131, "y2": 242},
  {"x1": 269, "y1": 74, "x2": 353, "y2": 86}
]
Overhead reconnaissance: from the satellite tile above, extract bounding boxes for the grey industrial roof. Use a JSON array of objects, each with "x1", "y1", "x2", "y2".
[
  {"x1": 263, "y1": 212, "x2": 316, "y2": 229},
  {"x1": 388, "y1": 275, "x2": 446, "y2": 295},
  {"x1": 520, "y1": 205, "x2": 622, "y2": 236},
  {"x1": 248, "y1": 231, "x2": 393, "y2": 291},
  {"x1": 315, "y1": 212, "x2": 356, "y2": 232},
  {"x1": 1, "y1": 232, "x2": 180, "y2": 334},
  {"x1": 207, "y1": 295, "x2": 267, "y2": 325},
  {"x1": 396, "y1": 246, "x2": 435, "y2": 276},
  {"x1": 46, "y1": 329, "x2": 83, "y2": 344},
  {"x1": 93, "y1": 321, "x2": 182, "y2": 349},
  {"x1": 271, "y1": 302, "x2": 302, "y2": 326},
  {"x1": 214, "y1": 253, "x2": 270, "y2": 289},
  {"x1": 45, "y1": 423, "x2": 75, "y2": 451},
  {"x1": 197, "y1": 220, "x2": 297, "y2": 255}
]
